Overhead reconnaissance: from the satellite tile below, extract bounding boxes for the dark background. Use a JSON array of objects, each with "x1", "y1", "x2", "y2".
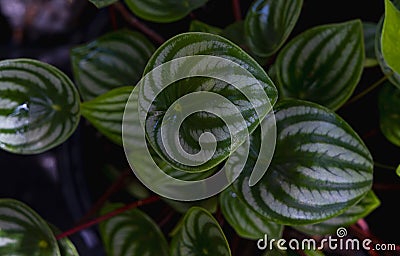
[{"x1": 0, "y1": 0, "x2": 399, "y2": 255}]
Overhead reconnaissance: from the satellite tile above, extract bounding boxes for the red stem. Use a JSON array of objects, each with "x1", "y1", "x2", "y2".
[
  {"x1": 109, "y1": 5, "x2": 119, "y2": 30},
  {"x1": 76, "y1": 170, "x2": 131, "y2": 225},
  {"x1": 232, "y1": 0, "x2": 242, "y2": 21},
  {"x1": 113, "y1": 2, "x2": 165, "y2": 45},
  {"x1": 56, "y1": 196, "x2": 160, "y2": 240}
]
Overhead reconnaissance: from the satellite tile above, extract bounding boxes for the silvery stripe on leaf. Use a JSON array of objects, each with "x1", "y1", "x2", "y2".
[
  {"x1": 0, "y1": 59, "x2": 80, "y2": 154},
  {"x1": 233, "y1": 100, "x2": 373, "y2": 225}
]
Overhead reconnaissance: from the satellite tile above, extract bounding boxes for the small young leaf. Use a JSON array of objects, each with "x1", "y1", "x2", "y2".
[
  {"x1": 143, "y1": 32, "x2": 277, "y2": 172},
  {"x1": 87, "y1": 0, "x2": 117, "y2": 8},
  {"x1": 378, "y1": 82, "x2": 400, "y2": 147},
  {"x1": 220, "y1": 186, "x2": 283, "y2": 240},
  {"x1": 363, "y1": 22, "x2": 378, "y2": 67},
  {"x1": 125, "y1": 0, "x2": 209, "y2": 23},
  {"x1": 81, "y1": 86, "x2": 133, "y2": 145},
  {"x1": 233, "y1": 100, "x2": 374, "y2": 225},
  {"x1": 99, "y1": 203, "x2": 169, "y2": 256},
  {"x1": 382, "y1": 0, "x2": 400, "y2": 74},
  {"x1": 170, "y1": 207, "x2": 231, "y2": 256},
  {"x1": 293, "y1": 190, "x2": 380, "y2": 235},
  {"x1": 71, "y1": 29, "x2": 154, "y2": 101},
  {"x1": 0, "y1": 199, "x2": 61, "y2": 256},
  {"x1": 396, "y1": 164, "x2": 400, "y2": 176},
  {"x1": 376, "y1": 17, "x2": 400, "y2": 89},
  {"x1": 275, "y1": 20, "x2": 365, "y2": 110},
  {"x1": 0, "y1": 59, "x2": 80, "y2": 154},
  {"x1": 245, "y1": 0, "x2": 303, "y2": 57},
  {"x1": 189, "y1": 20, "x2": 222, "y2": 34},
  {"x1": 303, "y1": 250, "x2": 325, "y2": 256}
]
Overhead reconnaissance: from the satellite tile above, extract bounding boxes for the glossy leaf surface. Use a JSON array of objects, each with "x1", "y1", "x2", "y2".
[
  {"x1": 382, "y1": 0, "x2": 400, "y2": 74},
  {"x1": 233, "y1": 100, "x2": 374, "y2": 224},
  {"x1": 0, "y1": 59, "x2": 80, "y2": 154},
  {"x1": 378, "y1": 82, "x2": 400, "y2": 146},
  {"x1": 275, "y1": 20, "x2": 364, "y2": 110}
]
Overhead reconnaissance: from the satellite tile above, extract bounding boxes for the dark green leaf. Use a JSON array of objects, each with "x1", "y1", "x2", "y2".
[
  {"x1": 397, "y1": 164, "x2": 400, "y2": 176},
  {"x1": 375, "y1": 18, "x2": 400, "y2": 89},
  {"x1": 125, "y1": 0, "x2": 209, "y2": 23},
  {"x1": 378, "y1": 82, "x2": 400, "y2": 146},
  {"x1": 0, "y1": 59, "x2": 80, "y2": 154},
  {"x1": 143, "y1": 32, "x2": 277, "y2": 172},
  {"x1": 99, "y1": 203, "x2": 169, "y2": 256},
  {"x1": 382, "y1": 0, "x2": 400, "y2": 74},
  {"x1": 163, "y1": 197, "x2": 218, "y2": 214},
  {"x1": 49, "y1": 225, "x2": 79, "y2": 256},
  {"x1": 81, "y1": 86, "x2": 133, "y2": 145},
  {"x1": 363, "y1": 22, "x2": 378, "y2": 67},
  {"x1": 233, "y1": 100, "x2": 374, "y2": 225},
  {"x1": 220, "y1": 186, "x2": 283, "y2": 240},
  {"x1": 170, "y1": 207, "x2": 231, "y2": 256},
  {"x1": 293, "y1": 190, "x2": 380, "y2": 235},
  {"x1": 189, "y1": 20, "x2": 222, "y2": 34},
  {"x1": 275, "y1": 20, "x2": 365, "y2": 110},
  {"x1": 0, "y1": 199, "x2": 60, "y2": 256},
  {"x1": 88, "y1": 0, "x2": 117, "y2": 8},
  {"x1": 71, "y1": 29, "x2": 154, "y2": 101},
  {"x1": 245, "y1": 0, "x2": 303, "y2": 57}
]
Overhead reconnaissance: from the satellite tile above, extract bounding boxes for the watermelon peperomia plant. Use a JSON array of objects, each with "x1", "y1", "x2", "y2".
[{"x1": 0, "y1": 0, "x2": 399, "y2": 255}]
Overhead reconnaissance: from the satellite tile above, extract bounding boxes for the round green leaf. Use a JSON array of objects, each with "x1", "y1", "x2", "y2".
[
  {"x1": 143, "y1": 32, "x2": 277, "y2": 172},
  {"x1": 293, "y1": 190, "x2": 380, "y2": 235},
  {"x1": 376, "y1": 17, "x2": 400, "y2": 89},
  {"x1": 99, "y1": 203, "x2": 169, "y2": 256},
  {"x1": 363, "y1": 22, "x2": 378, "y2": 67},
  {"x1": 81, "y1": 86, "x2": 133, "y2": 145},
  {"x1": 170, "y1": 207, "x2": 231, "y2": 256},
  {"x1": 0, "y1": 199, "x2": 60, "y2": 256},
  {"x1": 49, "y1": 225, "x2": 79, "y2": 256},
  {"x1": 88, "y1": 0, "x2": 117, "y2": 8},
  {"x1": 275, "y1": 20, "x2": 365, "y2": 110},
  {"x1": 382, "y1": 0, "x2": 400, "y2": 74},
  {"x1": 378, "y1": 82, "x2": 400, "y2": 146},
  {"x1": 233, "y1": 100, "x2": 374, "y2": 225},
  {"x1": 71, "y1": 29, "x2": 154, "y2": 101},
  {"x1": 245, "y1": 0, "x2": 303, "y2": 57},
  {"x1": 124, "y1": 0, "x2": 209, "y2": 23},
  {"x1": 220, "y1": 186, "x2": 283, "y2": 240},
  {"x1": 0, "y1": 59, "x2": 80, "y2": 154}
]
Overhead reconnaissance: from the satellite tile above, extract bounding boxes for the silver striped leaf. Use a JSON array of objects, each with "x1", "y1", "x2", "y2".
[
  {"x1": 170, "y1": 207, "x2": 231, "y2": 256},
  {"x1": 143, "y1": 32, "x2": 277, "y2": 172},
  {"x1": 363, "y1": 22, "x2": 378, "y2": 67},
  {"x1": 245, "y1": 0, "x2": 303, "y2": 57},
  {"x1": 125, "y1": 0, "x2": 209, "y2": 23},
  {"x1": 220, "y1": 186, "x2": 283, "y2": 240},
  {"x1": 0, "y1": 199, "x2": 61, "y2": 256},
  {"x1": 378, "y1": 82, "x2": 400, "y2": 147},
  {"x1": 99, "y1": 203, "x2": 169, "y2": 256},
  {"x1": 233, "y1": 100, "x2": 374, "y2": 225},
  {"x1": 71, "y1": 29, "x2": 154, "y2": 101},
  {"x1": 293, "y1": 190, "x2": 380, "y2": 235},
  {"x1": 81, "y1": 86, "x2": 133, "y2": 146},
  {"x1": 275, "y1": 20, "x2": 364, "y2": 110},
  {"x1": 0, "y1": 59, "x2": 80, "y2": 154}
]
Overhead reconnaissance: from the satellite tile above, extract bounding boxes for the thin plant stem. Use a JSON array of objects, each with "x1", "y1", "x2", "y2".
[
  {"x1": 232, "y1": 0, "x2": 242, "y2": 21},
  {"x1": 344, "y1": 72, "x2": 393, "y2": 107},
  {"x1": 374, "y1": 162, "x2": 397, "y2": 170},
  {"x1": 113, "y1": 2, "x2": 165, "y2": 45},
  {"x1": 56, "y1": 195, "x2": 160, "y2": 240},
  {"x1": 76, "y1": 170, "x2": 131, "y2": 225}
]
